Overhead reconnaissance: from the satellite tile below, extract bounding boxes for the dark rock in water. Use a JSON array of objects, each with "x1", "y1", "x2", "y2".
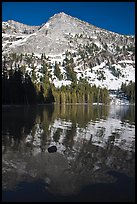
[{"x1": 48, "y1": 145, "x2": 57, "y2": 153}]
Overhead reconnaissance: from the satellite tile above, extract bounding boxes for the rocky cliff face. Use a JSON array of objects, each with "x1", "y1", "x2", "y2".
[
  {"x1": 2, "y1": 12, "x2": 135, "y2": 55},
  {"x1": 2, "y1": 19, "x2": 40, "y2": 35}
]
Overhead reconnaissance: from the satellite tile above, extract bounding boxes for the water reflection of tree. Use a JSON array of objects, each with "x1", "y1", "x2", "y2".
[
  {"x1": 53, "y1": 128, "x2": 62, "y2": 143},
  {"x1": 63, "y1": 124, "x2": 76, "y2": 148},
  {"x1": 121, "y1": 106, "x2": 135, "y2": 125},
  {"x1": 38, "y1": 105, "x2": 109, "y2": 149},
  {"x1": 31, "y1": 105, "x2": 56, "y2": 147},
  {"x1": 2, "y1": 105, "x2": 110, "y2": 151},
  {"x1": 2, "y1": 107, "x2": 37, "y2": 151},
  {"x1": 54, "y1": 105, "x2": 109, "y2": 128}
]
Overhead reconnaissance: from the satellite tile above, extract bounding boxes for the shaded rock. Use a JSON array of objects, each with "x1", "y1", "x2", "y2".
[{"x1": 48, "y1": 145, "x2": 57, "y2": 153}]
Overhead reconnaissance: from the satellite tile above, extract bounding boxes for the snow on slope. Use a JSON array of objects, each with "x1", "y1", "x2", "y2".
[{"x1": 49, "y1": 58, "x2": 135, "y2": 90}]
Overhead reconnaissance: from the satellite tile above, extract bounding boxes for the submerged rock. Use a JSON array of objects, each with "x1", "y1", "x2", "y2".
[{"x1": 48, "y1": 145, "x2": 57, "y2": 153}]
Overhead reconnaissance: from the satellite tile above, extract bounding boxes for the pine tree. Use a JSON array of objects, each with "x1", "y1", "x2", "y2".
[{"x1": 54, "y1": 62, "x2": 62, "y2": 80}]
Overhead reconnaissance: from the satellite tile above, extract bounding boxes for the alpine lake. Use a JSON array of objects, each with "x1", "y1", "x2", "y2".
[{"x1": 2, "y1": 104, "x2": 135, "y2": 202}]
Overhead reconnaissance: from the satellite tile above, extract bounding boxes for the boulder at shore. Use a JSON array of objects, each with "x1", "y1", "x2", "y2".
[{"x1": 48, "y1": 145, "x2": 57, "y2": 153}]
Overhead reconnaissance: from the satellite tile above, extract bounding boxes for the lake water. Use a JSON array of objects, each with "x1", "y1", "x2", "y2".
[{"x1": 2, "y1": 104, "x2": 135, "y2": 202}]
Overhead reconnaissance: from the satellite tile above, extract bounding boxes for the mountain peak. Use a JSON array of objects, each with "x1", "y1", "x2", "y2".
[
  {"x1": 49, "y1": 12, "x2": 72, "y2": 21},
  {"x1": 54, "y1": 12, "x2": 70, "y2": 17},
  {"x1": 57, "y1": 12, "x2": 68, "y2": 16}
]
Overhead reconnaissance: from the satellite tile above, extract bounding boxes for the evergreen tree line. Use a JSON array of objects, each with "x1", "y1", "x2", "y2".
[
  {"x1": 3, "y1": 69, "x2": 35, "y2": 105},
  {"x1": 121, "y1": 81, "x2": 135, "y2": 103},
  {"x1": 52, "y1": 79, "x2": 109, "y2": 104},
  {"x1": 2, "y1": 68, "x2": 109, "y2": 105},
  {"x1": 2, "y1": 52, "x2": 109, "y2": 105}
]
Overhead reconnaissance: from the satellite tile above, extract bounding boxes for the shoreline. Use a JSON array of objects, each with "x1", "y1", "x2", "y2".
[{"x1": 2, "y1": 102, "x2": 135, "y2": 108}]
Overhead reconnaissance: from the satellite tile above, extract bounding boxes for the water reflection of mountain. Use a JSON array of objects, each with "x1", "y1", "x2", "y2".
[
  {"x1": 109, "y1": 105, "x2": 135, "y2": 125},
  {"x1": 2, "y1": 105, "x2": 135, "y2": 195}
]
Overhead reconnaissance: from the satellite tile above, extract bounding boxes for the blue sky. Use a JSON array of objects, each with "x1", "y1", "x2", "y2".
[{"x1": 2, "y1": 2, "x2": 135, "y2": 35}]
